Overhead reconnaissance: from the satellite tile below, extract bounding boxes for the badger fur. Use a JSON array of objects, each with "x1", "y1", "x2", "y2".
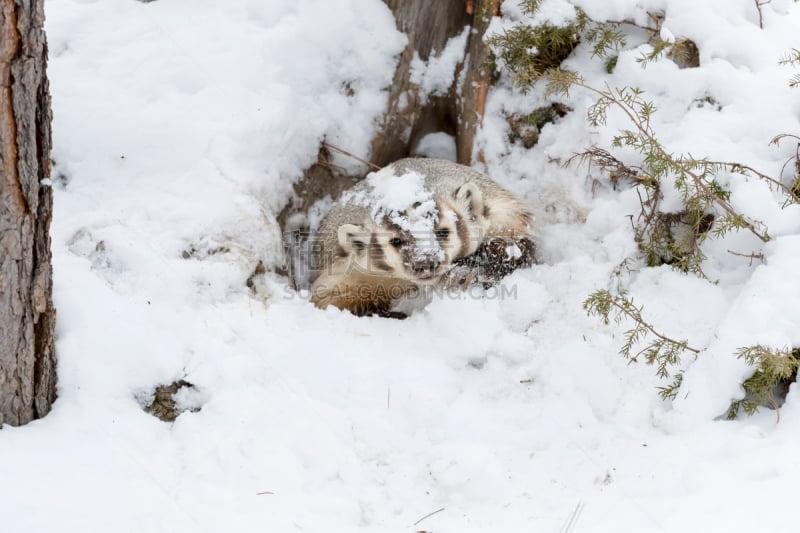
[{"x1": 309, "y1": 158, "x2": 534, "y2": 316}]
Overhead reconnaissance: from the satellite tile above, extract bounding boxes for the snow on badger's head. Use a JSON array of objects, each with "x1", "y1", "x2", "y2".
[{"x1": 335, "y1": 165, "x2": 463, "y2": 284}]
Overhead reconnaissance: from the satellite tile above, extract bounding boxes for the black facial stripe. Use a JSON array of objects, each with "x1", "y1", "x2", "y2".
[
  {"x1": 370, "y1": 234, "x2": 394, "y2": 271},
  {"x1": 455, "y1": 215, "x2": 469, "y2": 259},
  {"x1": 378, "y1": 217, "x2": 404, "y2": 234},
  {"x1": 370, "y1": 233, "x2": 385, "y2": 260},
  {"x1": 373, "y1": 259, "x2": 394, "y2": 272}
]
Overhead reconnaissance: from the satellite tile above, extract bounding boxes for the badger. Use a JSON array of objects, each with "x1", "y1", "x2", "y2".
[{"x1": 308, "y1": 158, "x2": 535, "y2": 316}]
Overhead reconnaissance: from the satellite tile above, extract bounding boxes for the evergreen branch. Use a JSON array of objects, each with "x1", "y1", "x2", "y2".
[
  {"x1": 519, "y1": 0, "x2": 543, "y2": 16},
  {"x1": 495, "y1": 4, "x2": 800, "y2": 418},
  {"x1": 657, "y1": 371, "x2": 684, "y2": 400},
  {"x1": 778, "y1": 48, "x2": 800, "y2": 67},
  {"x1": 585, "y1": 290, "x2": 700, "y2": 354},
  {"x1": 728, "y1": 346, "x2": 800, "y2": 419},
  {"x1": 563, "y1": 79, "x2": 771, "y2": 243},
  {"x1": 584, "y1": 289, "x2": 699, "y2": 397},
  {"x1": 635, "y1": 40, "x2": 673, "y2": 68},
  {"x1": 585, "y1": 23, "x2": 627, "y2": 58},
  {"x1": 584, "y1": 289, "x2": 699, "y2": 351},
  {"x1": 693, "y1": 159, "x2": 800, "y2": 204},
  {"x1": 778, "y1": 48, "x2": 800, "y2": 87}
]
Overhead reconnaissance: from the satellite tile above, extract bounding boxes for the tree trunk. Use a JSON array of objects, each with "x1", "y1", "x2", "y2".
[
  {"x1": 371, "y1": 0, "x2": 502, "y2": 166},
  {"x1": 456, "y1": 0, "x2": 503, "y2": 165},
  {"x1": 0, "y1": 0, "x2": 56, "y2": 427}
]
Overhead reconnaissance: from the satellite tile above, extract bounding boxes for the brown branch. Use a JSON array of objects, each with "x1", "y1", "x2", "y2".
[
  {"x1": 727, "y1": 249, "x2": 764, "y2": 265},
  {"x1": 609, "y1": 297, "x2": 701, "y2": 354},
  {"x1": 413, "y1": 507, "x2": 445, "y2": 526},
  {"x1": 771, "y1": 133, "x2": 800, "y2": 144},
  {"x1": 754, "y1": 0, "x2": 772, "y2": 30},
  {"x1": 701, "y1": 159, "x2": 799, "y2": 203},
  {"x1": 322, "y1": 142, "x2": 381, "y2": 171}
]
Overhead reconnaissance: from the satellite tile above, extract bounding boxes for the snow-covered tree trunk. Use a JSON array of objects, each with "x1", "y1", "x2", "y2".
[
  {"x1": 0, "y1": 0, "x2": 56, "y2": 426},
  {"x1": 372, "y1": 0, "x2": 501, "y2": 166},
  {"x1": 456, "y1": 0, "x2": 502, "y2": 165}
]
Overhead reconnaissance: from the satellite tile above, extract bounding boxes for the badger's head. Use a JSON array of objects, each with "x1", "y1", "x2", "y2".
[
  {"x1": 334, "y1": 197, "x2": 472, "y2": 284},
  {"x1": 338, "y1": 223, "x2": 452, "y2": 284}
]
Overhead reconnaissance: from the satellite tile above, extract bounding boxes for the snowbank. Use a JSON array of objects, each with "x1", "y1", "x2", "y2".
[{"x1": 2, "y1": 0, "x2": 800, "y2": 531}]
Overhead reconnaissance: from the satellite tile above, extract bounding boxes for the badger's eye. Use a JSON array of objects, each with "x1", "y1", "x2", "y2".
[
  {"x1": 390, "y1": 237, "x2": 404, "y2": 248},
  {"x1": 435, "y1": 228, "x2": 450, "y2": 240}
]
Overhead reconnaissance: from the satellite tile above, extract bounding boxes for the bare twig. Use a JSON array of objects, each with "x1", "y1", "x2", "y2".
[
  {"x1": 322, "y1": 142, "x2": 381, "y2": 171},
  {"x1": 771, "y1": 134, "x2": 800, "y2": 187},
  {"x1": 413, "y1": 507, "x2": 445, "y2": 526},
  {"x1": 754, "y1": 0, "x2": 772, "y2": 29},
  {"x1": 772, "y1": 133, "x2": 800, "y2": 145},
  {"x1": 315, "y1": 158, "x2": 348, "y2": 174},
  {"x1": 560, "y1": 501, "x2": 585, "y2": 533},
  {"x1": 700, "y1": 159, "x2": 799, "y2": 204},
  {"x1": 567, "y1": 147, "x2": 646, "y2": 186},
  {"x1": 727, "y1": 249, "x2": 765, "y2": 265}
]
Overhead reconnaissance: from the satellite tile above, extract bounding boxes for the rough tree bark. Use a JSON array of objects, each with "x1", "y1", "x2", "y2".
[
  {"x1": 371, "y1": 0, "x2": 502, "y2": 166},
  {"x1": 456, "y1": 0, "x2": 503, "y2": 165},
  {"x1": 0, "y1": 0, "x2": 56, "y2": 426}
]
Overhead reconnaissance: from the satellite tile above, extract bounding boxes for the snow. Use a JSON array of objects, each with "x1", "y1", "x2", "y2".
[
  {"x1": 364, "y1": 168, "x2": 434, "y2": 220},
  {"x1": 413, "y1": 131, "x2": 458, "y2": 160},
  {"x1": 3, "y1": 0, "x2": 800, "y2": 531},
  {"x1": 409, "y1": 26, "x2": 470, "y2": 102},
  {"x1": 344, "y1": 166, "x2": 443, "y2": 257}
]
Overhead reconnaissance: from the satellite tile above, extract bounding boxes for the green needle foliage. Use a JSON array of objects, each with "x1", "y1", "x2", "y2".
[
  {"x1": 779, "y1": 48, "x2": 800, "y2": 88},
  {"x1": 584, "y1": 289, "x2": 699, "y2": 398},
  {"x1": 554, "y1": 78, "x2": 780, "y2": 276},
  {"x1": 497, "y1": 1, "x2": 800, "y2": 416},
  {"x1": 490, "y1": 23, "x2": 580, "y2": 89},
  {"x1": 519, "y1": 0, "x2": 542, "y2": 14},
  {"x1": 488, "y1": 6, "x2": 624, "y2": 91},
  {"x1": 635, "y1": 39, "x2": 673, "y2": 68},
  {"x1": 489, "y1": 17, "x2": 582, "y2": 90},
  {"x1": 495, "y1": 4, "x2": 795, "y2": 272},
  {"x1": 728, "y1": 346, "x2": 800, "y2": 418}
]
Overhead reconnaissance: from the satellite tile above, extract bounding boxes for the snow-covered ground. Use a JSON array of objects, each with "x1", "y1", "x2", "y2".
[{"x1": 3, "y1": 0, "x2": 800, "y2": 531}]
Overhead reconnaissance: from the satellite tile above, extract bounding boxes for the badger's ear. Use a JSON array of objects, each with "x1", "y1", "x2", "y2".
[
  {"x1": 337, "y1": 224, "x2": 369, "y2": 254},
  {"x1": 455, "y1": 182, "x2": 485, "y2": 222}
]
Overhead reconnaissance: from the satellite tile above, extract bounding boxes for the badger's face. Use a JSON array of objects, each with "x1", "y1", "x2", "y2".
[
  {"x1": 334, "y1": 181, "x2": 489, "y2": 283},
  {"x1": 335, "y1": 201, "x2": 467, "y2": 284}
]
